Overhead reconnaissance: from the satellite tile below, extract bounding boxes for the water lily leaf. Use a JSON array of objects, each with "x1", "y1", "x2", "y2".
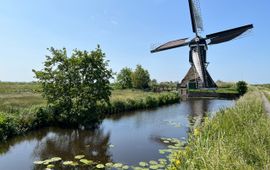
[
  {"x1": 149, "y1": 165, "x2": 159, "y2": 169},
  {"x1": 163, "y1": 140, "x2": 170, "y2": 144},
  {"x1": 75, "y1": 155, "x2": 85, "y2": 159},
  {"x1": 80, "y1": 159, "x2": 93, "y2": 165},
  {"x1": 123, "y1": 165, "x2": 129, "y2": 169},
  {"x1": 50, "y1": 157, "x2": 62, "y2": 162},
  {"x1": 71, "y1": 162, "x2": 79, "y2": 166},
  {"x1": 158, "y1": 159, "x2": 167, "y2": 163},
  {"x1": 105, "y1": 162, "x2": 113, "y2": 167},
  {"x1": 47, "y1": 164, "x2": 55, "y2": 168},
  {"x1": 149, "y1": 160, "x2": 158, "y2": 165},
  {"x1": 96, "y1": 164, "x2": 105, "y2": 168},
  {"x1": 43, "y1": 160, "x2": 50, "y2": 165},
  {"x1": 113, "y1": 163, "x2": 123, "y2": 168},
  {"x1": 33, "y1": 161, "x2": 44, "y2": 165},
  {"x1": 159, "y1": 149, "x2": 166, "y2": 154},
  {"x1": 139, "y1": 161, "x2": 148, "y2": 167},
  {"x1": 63, "y1": 161, "x2": 78, "y2": 166}
]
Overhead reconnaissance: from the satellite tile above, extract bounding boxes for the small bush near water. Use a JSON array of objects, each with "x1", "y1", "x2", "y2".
[{"x1": 168, "y1": 90, "x2": 270, "y2": 169}]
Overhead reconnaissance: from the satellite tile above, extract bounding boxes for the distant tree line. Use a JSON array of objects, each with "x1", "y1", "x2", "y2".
[{"x1": 114, "y1": 66, "x2": 178, "y2": 92}]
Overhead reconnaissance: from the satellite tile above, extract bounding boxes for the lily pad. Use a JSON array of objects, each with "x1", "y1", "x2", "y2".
[
  {"x1": 123, "y1": 165, "x2": 129, "y2": 169},
  {"x1": 63, "y1": 161, "x2": 78, "y2": 166},
  {"x1": 139, "y1": 161, "x2": 148, "y2": 167},
  {"x1": 149, "y1": 160, "x2": 158, "y2": 165},
  {"x1": 75, "y1": 155, "x2": 85, "y2": 159},
  {"x1": 149, "y1": 165, "x2": 159, "y2": 169},
  {"x1": 80, "y1": 159, "x2": 93, "y2": 165},
  {"x1": 113, "y1": 163, "x2": 123, "y2": 168},
  {"x1": 47, "y1": 164, "x2": 55, "y2": 168},
  {"x1": 105, "y1": 162, "x2": 113, "y2": 167},
  {"x1": 158, "y1": 158, "x2": 167, "y2": 163},
  {"x1": 50, "y1": 157, "x2": 62, "y2": 162},
  {"x1": 33, "y1": 161, "x2": 44, "y2": 165},
  {"x1": 96, "y1": 164, "x2": 105, "y2": 168},
  {"x1": 109, "y1": 144, "x2": 115, "y2": 148}
]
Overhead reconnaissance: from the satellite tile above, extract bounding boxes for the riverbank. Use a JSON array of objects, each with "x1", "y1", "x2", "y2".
[
  {"x1": 169, "y1": 89, "x2": 270, "y2": 169},
  {"x1": 186, "y1": 88, "x2": 239, "y2": 99},
  {"x1": 0, "y1": 82, "x2": 180, "y2": 142}
]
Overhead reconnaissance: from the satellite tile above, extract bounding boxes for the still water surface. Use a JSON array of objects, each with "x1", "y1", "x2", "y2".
[{"x1": 0, "y1": 98, "x2": 234, "y2": 170}]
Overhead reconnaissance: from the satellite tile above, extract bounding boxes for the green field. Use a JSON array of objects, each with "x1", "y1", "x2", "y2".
[{"x1": 0, "y1": 82, "x2": 176, "y2": 114}]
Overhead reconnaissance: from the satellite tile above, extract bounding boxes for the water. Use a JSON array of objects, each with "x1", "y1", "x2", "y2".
[{"x1": 0, "y1": 98, "x2": 234, "y2": 170}]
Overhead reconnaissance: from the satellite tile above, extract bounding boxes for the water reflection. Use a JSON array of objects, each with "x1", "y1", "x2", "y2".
[{"x1": 32, "y1": 128, "x2": 112, "y2": 163}]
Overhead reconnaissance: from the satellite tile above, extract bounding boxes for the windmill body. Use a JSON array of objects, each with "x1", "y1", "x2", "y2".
[{"x1": 151, "y1": 0, "x2": 253, "y2": 89}]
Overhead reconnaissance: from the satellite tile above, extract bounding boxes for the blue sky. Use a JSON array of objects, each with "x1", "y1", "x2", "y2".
[{"x1": 0, "y1": 0, "x2": 269, "y2": 84}]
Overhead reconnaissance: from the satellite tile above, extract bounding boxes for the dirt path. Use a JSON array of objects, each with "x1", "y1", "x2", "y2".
[{"x1": 261, "y1": 92, "x2": 270, "y2": 116}]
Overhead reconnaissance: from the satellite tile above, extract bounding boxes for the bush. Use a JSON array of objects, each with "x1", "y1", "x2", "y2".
[
  {"x1": 0, "y1": 113, "x2": 18, "y2": 141},
  {"x1": 237, "y1": 81, "x2": 248, "y2": 96},
  {"x1": 145, "y1": 96, "x2": 159, "y2": 108}
]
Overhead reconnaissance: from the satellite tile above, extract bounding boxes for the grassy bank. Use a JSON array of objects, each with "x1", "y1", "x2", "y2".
[
  {"x1": 0, "y1": 82, "x2": 180, "y2": 142},
  {"x1": 169, "y1": 90, "x2": 270, "y2": 169},
  {"x1": 189, "y1": 87, "x2": 238, "y2": 94}
]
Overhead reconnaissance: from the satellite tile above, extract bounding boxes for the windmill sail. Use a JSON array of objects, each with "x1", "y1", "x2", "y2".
[
  {"x1": 151, "y1": 38, "x2": 189, "y2": 53},
  {"x1": 206, "y1": 24, "x2": 253, "y2": 45},
  {"x1": 192, "y1": 49, "x2": 204, "y2": 84},
  {"x1": 188, "y1": 0, "x2": 203, "y2": 34}
]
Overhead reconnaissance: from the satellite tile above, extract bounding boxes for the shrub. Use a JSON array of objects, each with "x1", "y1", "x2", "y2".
[
  {"x1": 237, "y1": 81, "x2": 248, "y2": 96},
  {"x1": 145, "y1": 96, "x2": 159, "y2": 108}
]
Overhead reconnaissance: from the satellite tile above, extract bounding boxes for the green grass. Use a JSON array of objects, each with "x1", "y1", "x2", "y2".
[
  {"x1": 111, "y1": 89, "x2": 165, "y2": 101},
  {"x1": 189, "y1": 87, "x2": 238, "y2": 94},
  {"x1": 169, "y1": 90, "x2": 270, "y2": 169},
  {"x1": 0, "y1": 83, "x2": 177, "y2": 114},
  {"x1": 0, "y1": 82, "x2": 45, "y2": 114}
]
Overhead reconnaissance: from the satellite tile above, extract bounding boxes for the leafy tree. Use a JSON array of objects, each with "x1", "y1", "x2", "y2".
[
  {"x1": 149, "y1": 79, "x2": 158, "y2": 92},
  {"x1": 131, "y1": 65, "x2": 150, "y2": 89},
  {"x1": 33, "y1": 46, "x2": 113, "y2": 127},
  {"x1": 236, "y1": 81, "x2": 248, "y2": 96},
  {"x1": 116, "y1": 67, "x2": 133, "y2": 89}
]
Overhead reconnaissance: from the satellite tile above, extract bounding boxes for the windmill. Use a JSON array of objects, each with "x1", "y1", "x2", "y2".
[{"x1": 151, "y1": 0, "x2": 253, "y2": 89}]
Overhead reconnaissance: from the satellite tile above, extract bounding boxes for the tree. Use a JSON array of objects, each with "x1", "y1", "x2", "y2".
[
  {"x1": 236, "y1": 81, "x2": 248, "y2": 96},
  {"x1": 116, "y1": 67, "x2": 133, "y2": 89},
  {"x1": 33, "y1": 46, "x2": 113, "y2": 127},
  {"x1": 131, "y1": 65, "x2": 150, "y2": 89}
]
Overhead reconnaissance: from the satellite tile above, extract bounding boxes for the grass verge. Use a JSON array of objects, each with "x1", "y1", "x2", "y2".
[
  {"x1": 168, "y1": 90, "x2": 270, "y2": 169},
  {"x1": 189, "y1": 88, "x2": 238, "y2": 94}
]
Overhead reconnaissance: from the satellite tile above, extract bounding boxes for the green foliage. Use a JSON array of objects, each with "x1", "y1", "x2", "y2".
[
  {"x1": 107, "y1": 92, "x2": 180, "y2": 114},
  {"x1": 237, "y1": 81, "x2": 248, "y2": 96},
  {"x1": 131, "y1": 65, "x2": 150, "y2": 89},
  {"x1": 169, "y1": 91, "x2": 270, "y2": 169},
  {"x1": 216, "y1": 80, "x2": 236, "y2": 88},
  {"x1": 33, "y1": 46, "x2": 113, "y2": 127},
  {"x1": 116, "y1": 67, "x2": 133, "y2": 89}
]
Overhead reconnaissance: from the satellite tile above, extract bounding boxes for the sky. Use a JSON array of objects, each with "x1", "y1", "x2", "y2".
[{"x1": 0, "y1": 0, "x2": 269, "y2": 84}]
